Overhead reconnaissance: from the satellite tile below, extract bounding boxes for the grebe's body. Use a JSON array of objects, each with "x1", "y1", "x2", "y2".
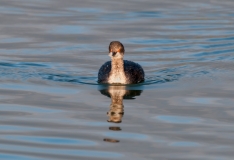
[
  {"x1": 98, "y1": 41, "x2": 144, "y2": 84},
  {"x1": 98, "y1": 60, "x2": 144, "y2": 84}
]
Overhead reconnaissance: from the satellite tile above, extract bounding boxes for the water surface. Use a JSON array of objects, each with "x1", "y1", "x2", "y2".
[{"x1": 1, "y1": 0, "x2": 234, "y2": 159}]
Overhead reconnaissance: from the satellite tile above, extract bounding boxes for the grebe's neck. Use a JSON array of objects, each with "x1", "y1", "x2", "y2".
[
  {"x1": 108, "y1": 58, "x2": 126, "y2": 84},
  {"x1": 111, "y1": 58, "x2": 124, "y2": 73}
]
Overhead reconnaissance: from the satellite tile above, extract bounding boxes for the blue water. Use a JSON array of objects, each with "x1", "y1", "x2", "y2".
[{"x1": 1, "y1": 0, "x2": 234, "y2": 160}]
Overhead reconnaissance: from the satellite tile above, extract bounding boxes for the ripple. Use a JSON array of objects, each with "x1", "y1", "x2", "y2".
[
  {"x1": 67, "y1": 7, "x2": 102, "y2": 13},
  {"x1": 4, "y1": 135, "x2": 96, "y2": 146},
  {"x1": 156, "y1": 115, "x2": 202, "y2": 124},
  {"x1": 0, "y1": 144, "x2": 123, "y2": 158},
  {"x1": 0, "y1": 126, "x2": 40, "y2": 132},
  {"x1": 0, "y1": 62, "x2": 47, "y2": 68},
  {"x1": 40, "y1": 73, "x2": 98, "y2": 85},
  {"x1": 193, "y1": 49, "x2": 234, "y2": 57},
  {"x1": 0, "y1": 61, "x2": 185, "y2": 86},
  {"x1": 200, "y1": 43, "x2": 234, "y2": 49},
  {"x1": 0, "y1": 104, "x2": 59, "y2": 114},
  {"x1": 127, "y1": 11, "x2": 163, "y2": 18},
  {"x1": 0, "y1": 38, "x2": 29, "y2": 43},
  {"x1": 104, "y1": 132, "x2": 148, "y2": 140},
  {"x1": 122, "y1": 38, "x2": 185, "y2": 45},
  {"x1": 0, "y1": 153, "x2": 42, "y2": 160},
  {"x1": 49, "y1": 25, "x2": 88, "y2": 34},
  {"x1": 170, "y1": 141, "x2": 200, "y2": 147},
  {"x1": 0, "y1": 6, "x2": 24, "y2": 14},
  {"x1": 186, "y1": 97, "x2": 220, "y2": 105},
  {"x1": 208, "y1": 36, "x2": 234, "y2": 42}
]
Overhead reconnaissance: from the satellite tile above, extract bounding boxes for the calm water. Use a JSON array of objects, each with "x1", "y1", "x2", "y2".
[{"x1": 1, "y1": 0, "x2": 234, "y2": 159}]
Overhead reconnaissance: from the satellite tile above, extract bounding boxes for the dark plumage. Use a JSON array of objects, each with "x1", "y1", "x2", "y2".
[{"x1": 98, "y1": 60, "x2": 145, "y2": 84}]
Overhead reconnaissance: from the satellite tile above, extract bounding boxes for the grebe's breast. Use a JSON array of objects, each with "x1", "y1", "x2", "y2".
[{"x1": 98, "y1": 60, "x2": 144, "y2": 84}]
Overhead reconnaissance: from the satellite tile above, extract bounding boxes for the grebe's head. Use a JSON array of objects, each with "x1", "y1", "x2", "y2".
[{"x1": 108, "y1": 41, "x2": 125, "y2": 59}]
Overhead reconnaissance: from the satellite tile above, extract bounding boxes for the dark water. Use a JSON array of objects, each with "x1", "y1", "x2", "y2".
[{"x1": 1, "y1": 0, "x2": 234, "y2": 159}]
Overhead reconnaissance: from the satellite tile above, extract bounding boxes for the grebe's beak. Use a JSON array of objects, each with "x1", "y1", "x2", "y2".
[{"x1": 108, "y1": 52, "x2": 117, "y2": 57}]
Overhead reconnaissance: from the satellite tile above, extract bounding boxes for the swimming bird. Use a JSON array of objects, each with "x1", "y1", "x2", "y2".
[{"x1": 98, "y1": 41, "x2": 144, "y2": 84}]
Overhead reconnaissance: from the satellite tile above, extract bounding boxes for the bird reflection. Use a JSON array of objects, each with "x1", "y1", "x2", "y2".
[
  {"x1": 100, "y1": 85, "x2": 142, "y2": 123},
  {"x1": 107, "y1": 86, "x2": 125, "y2": 123},
  {"x1": 99, "y1": 85, "x2": 142, "y2": 143},
  {"x1": 103, "y1": 138, "x2": 120, "y2": 143},
  {"x1": 103, "y1": 126, "x2": 121, "y2": 143}
]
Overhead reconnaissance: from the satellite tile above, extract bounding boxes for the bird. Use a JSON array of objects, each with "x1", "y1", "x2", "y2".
[{"x1": 98, "y1": 41, "x2": 144, "y2": 84}]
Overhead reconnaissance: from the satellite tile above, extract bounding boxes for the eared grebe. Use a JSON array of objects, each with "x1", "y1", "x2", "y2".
[{"x1": 98, "y1": 41, "x2": 144, "y2": 84}]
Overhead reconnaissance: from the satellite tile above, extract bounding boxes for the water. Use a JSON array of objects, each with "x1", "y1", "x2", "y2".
[{"x1": 1, "y1": 0, "x2": 234, "y2": 159}]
